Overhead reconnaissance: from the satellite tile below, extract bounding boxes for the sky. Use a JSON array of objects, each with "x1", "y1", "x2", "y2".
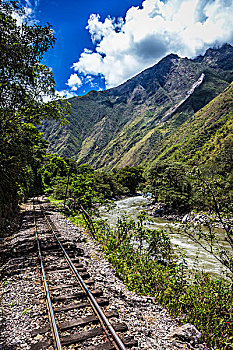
[{"x1": 22, "y1": 0, "x2": 233, "y2": 97}]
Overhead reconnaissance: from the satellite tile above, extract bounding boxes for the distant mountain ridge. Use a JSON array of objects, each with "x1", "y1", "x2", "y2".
[{"x1": 41, "y1": 43, "x2": 233, "y2": 169}]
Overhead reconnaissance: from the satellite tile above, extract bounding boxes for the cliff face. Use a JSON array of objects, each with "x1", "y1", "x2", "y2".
[{"x1": 41, "y1": 44, "x2": 233, "y2": 169}]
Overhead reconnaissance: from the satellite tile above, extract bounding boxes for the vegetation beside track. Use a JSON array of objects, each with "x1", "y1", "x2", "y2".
[
  {"x1": 89, "y1": 214, "x2": 232, "y2": 350},
  {"x1": 44, "y1": 155, "x2": 233, "y2": 349}
]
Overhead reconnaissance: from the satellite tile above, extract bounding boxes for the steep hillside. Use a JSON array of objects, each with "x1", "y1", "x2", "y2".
[
  {"x1": 41, "y1": 44, "x2": 233, "y2": 169},
  {"x1": 152, "y1": 81, "x2": 233, "y2": 169}
]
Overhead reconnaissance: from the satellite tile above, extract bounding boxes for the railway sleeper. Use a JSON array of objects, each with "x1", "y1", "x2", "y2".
[
  {"x1": 11, "y1": 237, "x2": 35, "y2": 246},
  {"x1": 42, "y1": 251, "x2": 75, "y2": 257},
  {"x1": 61, "y1": 321, "x2": 128, "y2": 346},
  {"x1": 40, "y1": 244, "x2": 60, "y2": 250},
  {"x1": 31, "y1": 332, "x2": 136, "y2": 350},
  {"x1": 45, "y1": 264, "x2": 86, "y2": 272},
  {"x1": 49, "y1": 278, "x2": 94, "y2": 290},
  {"x1": 41, "y1": 240, "x2": 77, "y2": 248},
  {"x1": 42, "y1": 247, "x2": 84, "y2": 256},
  {"x1": 0, "y1": 260, "x2": 34, "y2": 274},
  {"x1": 14, "y1": 260, "x2": 38, "y2": 268},
  {"x1": 2, "y1": 259, "x2": 38, "y2": 271},
  {"x1": 54, "y1": 296, "x2": 109, "y2": 312},
  {"x1": 57, "y1": 235, "x2": 86, "y2": 244},
  {"x1": 51, "y1": 288, "x2": 103, "y2": 301},
  {"x1": 43, "y1": 257, "x2": 81, "y2": 265},
  {"x1": 2, "y1": 256, "x2": 37, "y2": 263},
  {"x1": 2, "y1": 266, "x2": 39, "y2": 277},
  {"x1": 47, "y1": 269, "x2": 90, "y2": 279},
  {"x1": 1, "y1": 243, "x2": 37, "y2": 258},
  {"x1": 32, "y1": 310, "x2": 119, "y2": 335},
  {"x1": 30, "y1": 339, "x2": 52, "y2": 350},
  {"x1": 40, "y1": 245, "x2": 77, "y2": 252},
  {"x1": 85, "y1": 336, "x2": 138, "y2": 350}
]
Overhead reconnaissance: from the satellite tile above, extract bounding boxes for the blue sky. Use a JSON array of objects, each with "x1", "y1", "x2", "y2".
[
  {"x1": 33, "y1": 0, "x2": 143, "y2": 96},
  {"x1": 23, "y1": 0, "x2": 233, "y2": 97}
]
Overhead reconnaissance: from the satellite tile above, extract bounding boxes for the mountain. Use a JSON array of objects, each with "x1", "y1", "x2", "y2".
[
  {"x1": 41, "y1": 44, "x2": 233, "y2": 169},
  {"x1": 152, "y1": 81, "x2": 233, "y2": 169}
]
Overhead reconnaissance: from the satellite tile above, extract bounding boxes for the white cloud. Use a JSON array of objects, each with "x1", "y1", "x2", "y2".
[
  {"x1": 12, "y1": 0, "x2": 39, "y2": 26},
  {"x1": 40, "y1": 90, "x2": 77, "y2": 102},
  {"x1": 66, "y1": 73, "x2": 82, "y2": 91},
  {"x1": 87, "y1": 14, "x2": 124, "y2": 43},
  {"x1": 69, "y1": 0, "x2": 233, "y2": 89},
  {"x1": 56, "y1": 90, "x2": 78, "y2": 99}
]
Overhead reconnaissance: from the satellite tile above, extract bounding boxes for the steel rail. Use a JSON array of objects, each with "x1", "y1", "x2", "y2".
[
  {"x1": 33, "y1": 203, "x2": 63, "y2": 350},
  {"x1": 41, "y1": 205, "x2": 127, "y2": 350}
]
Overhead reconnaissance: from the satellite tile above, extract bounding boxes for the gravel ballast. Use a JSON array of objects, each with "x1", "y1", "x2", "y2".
[{"x1": 0, "y1": 199, "x2": 208, "y2": 349}]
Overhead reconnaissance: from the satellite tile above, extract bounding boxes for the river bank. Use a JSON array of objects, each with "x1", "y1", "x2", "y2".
[
  {"x1": 148, "y1": 200, "x2": 233, "y2": 229},
  {"x1": 99, "y1": 196, "x2": 231, "y2": 278},
  {"x1": 95, "y1": 200, "x2": 233, "y2": 349}
]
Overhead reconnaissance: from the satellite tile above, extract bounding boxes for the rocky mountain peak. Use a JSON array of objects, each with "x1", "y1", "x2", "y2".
[
  {"x1": 107, "y1": 52, "x2": 182, "y2": 98},
  {"x1": 159, "y1": 52, "x2": 180, "y2": 62},
  {"x1": 194, "y1": 43, "x2": 233, "y2": 70}
]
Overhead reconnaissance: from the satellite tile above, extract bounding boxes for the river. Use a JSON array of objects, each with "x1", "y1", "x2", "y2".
[{"x1": 99, "y1": 195, "x2": 230, "y2": 279}]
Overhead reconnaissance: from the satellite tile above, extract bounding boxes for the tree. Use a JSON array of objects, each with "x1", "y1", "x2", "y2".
[
  {"x1": 115, "y1": 166, "x2": 145, "y2": 194},
  {"x1": 70, "y1": 174, "x2": 96, "y2": 211},
  {"x1": 40, "y1": 154, "x2": 69, "y2": 190},
  {"x1": 147, "y1": 161, "x2": 192, "y2": 213},
  {"x1": 0, "y1": 0, "x2": 70, "y2": 229},
  {"x1": 176, "y1": 167, "x2": 233, "y2": 278},
  {"x1": 94, "y1": 170, "x2": 125, "y2": 199}
]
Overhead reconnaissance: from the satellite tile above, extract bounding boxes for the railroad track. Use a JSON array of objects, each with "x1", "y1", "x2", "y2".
[{"x1": 32, "y1": 199, "x2": 137, "y2": 350}]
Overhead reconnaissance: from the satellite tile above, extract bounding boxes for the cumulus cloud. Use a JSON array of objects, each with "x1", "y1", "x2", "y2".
[
  {"x1": 69, "y1": 0, "x2": 233, "y2": 89},
  {"x1": 67, "y1": 73, "x2": 82, "y2": 91},
  {"x1": 87, "y1": 14, "x2": 124, "y2": 43}
]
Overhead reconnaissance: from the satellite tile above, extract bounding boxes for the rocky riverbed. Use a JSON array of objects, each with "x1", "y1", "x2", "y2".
[
  {"x1": 0, "y1": 198, "x2": 208, "y2": 350},
  {"x1": 148, "y1": 201, "x2": 232, "y2": 229}
]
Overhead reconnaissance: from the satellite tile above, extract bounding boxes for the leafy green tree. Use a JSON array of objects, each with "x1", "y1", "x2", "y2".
[
  {"x1": 70, "y1": 173, "x2": 97, "y2": 211},
  {"x1": 0, "y1": 0, "x2": 69, "y2": 229},
  {"x1": 147, "y1": 161, "x2": 192, "y2": 212},
  {"x1": 94, "y1": 170, "x2": 125, "y2": 199},
  {"x1": 76, "y1": 164, "x2": 94, "y2": 176},
  {"x1": 40, "y1": 154, "x2": 69, "y2": 190},
  {"x1": 115, "y1": 166, "x2": 145, "y2": 194}
]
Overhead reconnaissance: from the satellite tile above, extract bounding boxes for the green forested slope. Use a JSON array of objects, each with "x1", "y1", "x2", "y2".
[
  {"x1": 41, "y1": 44, "x2": 233, "y2": 169},
  {"x1": 153, "y1": 81, "x2": 233, "y2": 169}
]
